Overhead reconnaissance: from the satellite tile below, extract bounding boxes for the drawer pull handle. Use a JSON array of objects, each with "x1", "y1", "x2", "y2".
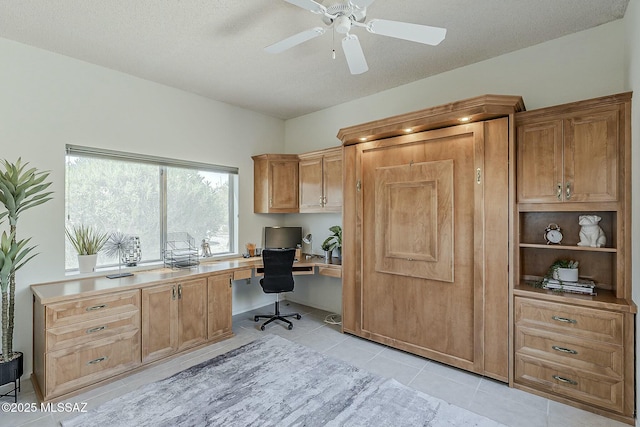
[
  {"x1": 551, "y1": 315, "x2": 576, "y2": 324},
  {"x1": 552, "y1": 375, "x2": 577, "y2": 386},
  {"x1": 552, "y1": 345, "x2": 578, "y2": 355},
  {"x1": 87, "y1": 356, "x2": 108, "y2": 365},
  {"x1": 86, "y1": 304, "x2": 107, "y2": 312},
  {"x1": 86, "y1": 325, "x2": 107, "y2": 334}
]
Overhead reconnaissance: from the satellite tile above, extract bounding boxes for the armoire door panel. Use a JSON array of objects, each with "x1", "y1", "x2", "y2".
[
  {"x1": 360, "y1": 125, "x2": 481, "y2": 364},
  {"x1": 374, "y1": 160, "x2": 454, "y2": 282}
]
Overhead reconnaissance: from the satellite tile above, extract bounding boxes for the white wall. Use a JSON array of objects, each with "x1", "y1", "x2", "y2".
[
  {"x1": 623, "y1": 0, "x2": 639, "y2": 425},
  {"x1": 284, "y1": 18, "x2": 628, "y2": 312},
  {"x1": 0, "y1": 37, "x2": 286, "y2": 372}
]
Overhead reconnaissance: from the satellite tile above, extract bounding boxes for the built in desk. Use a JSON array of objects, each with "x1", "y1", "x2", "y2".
[{"x1": 30, "y1": 255, "x2": 341, "y2": 402}]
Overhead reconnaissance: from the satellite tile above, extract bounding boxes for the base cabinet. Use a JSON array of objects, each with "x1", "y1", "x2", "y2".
[
  {"x1": 33, "y1": 289, "x2": 141, "y2": 400},
  {"x1": 33, "y1": 272, "x2": 233, "y2": 402},
  {"x1": 208, "y1": 273, "x2": 233, "y2": 340},
  {"x1": 142, "y1": 278, "x2": 207, "y2": 364},
  {"x1": 514, "y1": 297, "x2": 634, "y2": 420}
]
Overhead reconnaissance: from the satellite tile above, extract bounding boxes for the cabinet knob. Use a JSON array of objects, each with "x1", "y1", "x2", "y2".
[
  {"x1": 178, "y1": 284, "x2": 183, "y2": 299},
  {"x1": 556, "y1": 183, "x2": 562, "y2": 200},
  {"x1": 566, "y1": 182, "x2": 571, "y2": 200},
  {"x1": 172, "y1": 285, "x2": 177, "y2": 300},
  {"x1": 86, "y1": 304, "x2": 107, "y2": 312}
]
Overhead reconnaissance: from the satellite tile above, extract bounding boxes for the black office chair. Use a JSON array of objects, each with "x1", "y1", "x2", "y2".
[{"x1": 254, "y1": 248, "x2": 301, "y2": 330}]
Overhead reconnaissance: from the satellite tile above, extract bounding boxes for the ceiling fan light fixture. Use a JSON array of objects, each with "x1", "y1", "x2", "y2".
[{"x1": 335, "y1": 15, "x2": 352, "y2": 34}]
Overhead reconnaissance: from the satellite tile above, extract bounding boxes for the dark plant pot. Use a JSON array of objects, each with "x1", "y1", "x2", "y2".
[{"x1": 0, "y1": 352, "x2": 23, "y2": 386}]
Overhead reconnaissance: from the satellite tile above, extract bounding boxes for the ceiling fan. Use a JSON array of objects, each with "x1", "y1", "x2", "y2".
[{"x1": 265, "y1": 0, "x2": 447, "y2": 75}]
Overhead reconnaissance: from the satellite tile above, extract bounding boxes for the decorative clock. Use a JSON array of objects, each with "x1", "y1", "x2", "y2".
[{"x1": 544, "y1": 223, "x2": 563, "y2": 245}]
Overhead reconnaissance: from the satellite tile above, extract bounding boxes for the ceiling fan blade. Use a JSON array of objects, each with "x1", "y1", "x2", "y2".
[
  {"x1": 367, "y1": 19, "x2": 446, "y2": 46},
  {"x1": 264, "y1": 27, "x2": 326, "y2": 53},
  {"x1": 284, "y1": 0, "x2": 326, "y2": 14},
  {"x1": 350, "y1": 0, "x2": 376, "y2": 9},
  {"x1": 342, "y1": 34, "x2": 368, "y2": 75}
]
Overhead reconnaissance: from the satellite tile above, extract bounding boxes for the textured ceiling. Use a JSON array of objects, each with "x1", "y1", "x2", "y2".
[{"x1": 0, "y1": 0, "x2": 629, "y2": 119}]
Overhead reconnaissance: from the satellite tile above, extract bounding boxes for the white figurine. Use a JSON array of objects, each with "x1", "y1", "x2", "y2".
[
  {"x1": 201, "y1": 239, "x2": 212, "y2": 257},
  {"x1": 577, "y1": 215, "x2": 606, "y2": 248}
]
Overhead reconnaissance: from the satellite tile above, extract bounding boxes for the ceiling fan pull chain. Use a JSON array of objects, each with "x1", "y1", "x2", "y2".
[{"x1": 332, "y1": 29, "x2": 336, "y2": 59}]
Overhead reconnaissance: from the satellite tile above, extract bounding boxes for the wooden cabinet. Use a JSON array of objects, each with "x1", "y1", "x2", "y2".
[
  {"x1": 142, "y1": 278, "x2": 207, "y2": 364},
  {"x1": 33, "y1": 290, "x2": 141, "y2": 400},
  {"x1": 298, "y1": 147, "x2": 342, "y2": 213},
  {"x1": 252, "y1": 154, "x2": 299, "y2": 213},
  {"x1": 208, "y1": 273, "x2": 233, "y2": 340},
  {"x1": 517, "y1": 102, "x2": 620, "y2": 204},
  {"x1": 339, "y1": 95, "x2": 525, "y2": 383},
  {"x1": 514, "y1": 93, "x2": 635, "y2": 424},
  {"x1": 514, "y1": 297, "x2": 632, "y2": 417}
]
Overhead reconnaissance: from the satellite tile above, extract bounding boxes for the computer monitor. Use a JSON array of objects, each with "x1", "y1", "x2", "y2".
[{"x1": 264, "y1": 226, "x2": 302, "y2": 249}]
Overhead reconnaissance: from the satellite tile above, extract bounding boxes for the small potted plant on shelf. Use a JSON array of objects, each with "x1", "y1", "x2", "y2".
[
  {"x1": 65, "y1": 224, "x2": 110, "y2": 273},
  {"x1": 0, "y1": 158, "x2": 52, "y2": 400},
  {"x1": 548, "y1": 259, "x2": 579, "y2": 283},
  {"x1": 321, "y1": 225, "x2": 342, "y2": 260}
]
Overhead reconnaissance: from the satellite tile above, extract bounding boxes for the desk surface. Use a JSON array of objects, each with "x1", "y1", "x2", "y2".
[{"x1": 31, "y1": 255, "x2": 341, "y2": 304}]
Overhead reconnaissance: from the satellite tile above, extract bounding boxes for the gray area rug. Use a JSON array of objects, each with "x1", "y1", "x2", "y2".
[{"x1": 63, "y1": 334, "x2": 504, "y2": 427}]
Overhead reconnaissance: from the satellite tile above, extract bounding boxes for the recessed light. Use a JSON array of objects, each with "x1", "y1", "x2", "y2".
[
  {"x1": 403, "y1": 128, "x2": 413, "y2": 133},
  {"x1": 458, "y1": 117, "x2": 471, "y2": 122},
  {"x1": 359, "y1": 137, "x2": 367, "y2": 141}
]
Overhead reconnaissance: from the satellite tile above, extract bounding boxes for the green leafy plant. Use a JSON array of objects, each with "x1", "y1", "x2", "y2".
[
  {"x1": 321, "y1": 225, "x2": 342, "y2": 252},
  {"x1": 65, "y1": 224, "x2": 109, "y2": 255},
  {"x1": 0, "y1": 158, "x2": 53, "y2": 362},
  {"x1": 546, "y1": 259, "x2": 579, "y2": 278}
]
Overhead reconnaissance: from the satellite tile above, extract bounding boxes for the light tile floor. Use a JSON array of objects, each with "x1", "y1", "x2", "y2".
[{"x1": 0, "y1": 302, "x2": 628, "y2": 427}]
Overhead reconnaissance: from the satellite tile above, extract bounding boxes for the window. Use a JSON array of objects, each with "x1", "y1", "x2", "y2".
[{"x1": 65, "y1": 145, "x2": 238, "y2": 271}]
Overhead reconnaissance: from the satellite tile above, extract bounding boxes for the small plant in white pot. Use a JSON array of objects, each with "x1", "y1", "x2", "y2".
[
  {"x1": 549, "y1": 259, "x2": 579, "y2": 282},
  {"x1": 65, "y1": 224, "x2": 109, "y2": 273}
]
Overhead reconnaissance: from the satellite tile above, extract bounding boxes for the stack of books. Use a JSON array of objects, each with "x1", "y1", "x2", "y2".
[{"x1": 542, "y1": 278, "x2": 597, "y2": 295}]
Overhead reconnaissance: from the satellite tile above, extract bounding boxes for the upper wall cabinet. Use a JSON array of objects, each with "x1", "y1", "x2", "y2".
[
  {"x1": 299, "y1": 147, "x2": 342, "y2": 213},
  {"x1": 252, "y1": 154, "x2": 299, "y2": 213},
  {"x1": 517, "y1": 103, "x2": 621, "y2": 204}
]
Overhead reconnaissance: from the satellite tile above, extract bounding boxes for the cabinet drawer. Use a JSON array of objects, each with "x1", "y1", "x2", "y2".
[
  {"x1": 515, "y1": 354, "x2": 624, "y2": 413},
  {"x1": 233, "y1": 269, "x2": 252, "y2": 281},
  {"x1": 46, "y1": 290, "x2": 140, "y2": 328},
  {"x1": 515, "y1": 327, "x2": 623, "y2": 377},
  {"x1": 46, "y1": 310, "x2": 140, "y2": 352},
  {"x1": 318, "y1": 265, "x2": 342, "y2": 278},
  {"x1": 514, "y1": 297, "x2": 623, "y2": 344},
  {"x1": 45, "y1": 330, "x2": 141, "y2": 399}
]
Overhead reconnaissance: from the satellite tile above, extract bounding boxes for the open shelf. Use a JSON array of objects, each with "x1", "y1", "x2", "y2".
[{"x1": 519, "y1": 243, "x2": 616, "y2": 253}]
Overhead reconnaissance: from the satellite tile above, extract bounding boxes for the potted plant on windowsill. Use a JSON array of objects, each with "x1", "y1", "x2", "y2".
[
  {"x1": 0, "y1": 158, "x2": 52, "y2": 399},
  {"x1": 321, "y1": 225, "x2": 342, "y2": 260},
  {"x1": 65, "y1": 224, "x2": 109, "y2": 273}
]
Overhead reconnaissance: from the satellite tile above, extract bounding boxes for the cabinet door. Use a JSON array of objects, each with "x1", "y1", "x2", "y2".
[
  {"x1": 268, "y1": 160, "x2": 299, "y2": 211},
  {"x1": 322, "y1": 151, "x2": 343, "y2": 212},
  {"x1": 177, "y1": 278, "x2": 208, "y2": 352},
  {"x1": 208, "y1": 274, "x2": 232, "y2": 339},
  {"x1": 563, "y1": 107, "x2": 618, "y2": 202},
  {"x1": 517, "y1": 120, "x2": 563, "y2": 203},
  {"x1": 299, "y1": 157, "x2": 324, "y2": 212},
  {"x1": 142, "y1": 284, "x2": 178, "y2": 364}
]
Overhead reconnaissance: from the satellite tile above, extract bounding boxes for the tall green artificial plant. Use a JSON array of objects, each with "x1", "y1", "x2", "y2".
[{"x1": 0, "y1": 159, "x2": 52, "y2": 362}]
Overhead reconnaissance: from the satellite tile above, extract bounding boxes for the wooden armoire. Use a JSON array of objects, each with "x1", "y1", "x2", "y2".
[{"x1": 338, "y1": 95, "x2": 524, "y2": 382}]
